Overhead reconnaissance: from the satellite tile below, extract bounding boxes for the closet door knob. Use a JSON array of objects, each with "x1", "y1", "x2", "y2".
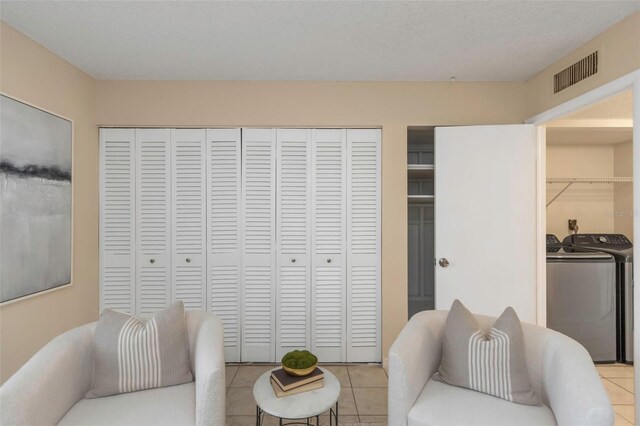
[
  {"x1": 438, "y1": 258, "x2": 449, "y2": 268},
  {"x1": 186, "y1": 258, "x2": 191, "y2": 263},
  {"x1": 291, "y1": 258, "x2": 296, "y2": 263},
  {"x1": 150, "y1": 258, "x2": 155, "y2": 264},
  {"x1": 327, "y1": 258, "x2": 332, "y2": 263}
]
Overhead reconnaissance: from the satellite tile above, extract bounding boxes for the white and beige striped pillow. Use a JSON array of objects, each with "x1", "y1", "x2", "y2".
[
  {"x1": 87, "y1": 301, "x2": 193, "y2": 398},
  {"x1": 434, "y1": 300, "x2": 539, "y2": 405}
]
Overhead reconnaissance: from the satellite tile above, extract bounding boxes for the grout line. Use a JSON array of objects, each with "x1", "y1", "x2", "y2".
[
  {"x1": 605, "y1": 377, "x2": 635, "y2": 395},
  {"x1": 613, "y1": 405, "x2": 635, "y2": 424},
  {"x1": 228, "y1": 365, "x2": 240, "y2": 387},
  {"x1": 347, "y1": 365, "x2": 354, "y2": 388}
]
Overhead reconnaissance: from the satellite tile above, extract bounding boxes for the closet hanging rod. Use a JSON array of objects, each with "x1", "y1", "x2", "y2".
[{"x1": 546, "y1": 177, "x2": 633, "y2": 207}]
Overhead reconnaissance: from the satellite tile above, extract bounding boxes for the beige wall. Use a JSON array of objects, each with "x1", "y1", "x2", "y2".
[
  {"x1": 546, "y1": 144, "x2": 615, "y2": 238},
  {"x1": 0, "y1": 23, "x2": 98, "y2": 383},
  {"x1": 96, "y1": 80, "x2": 527, "y2": 359},
  {"x1": 525, "y1": 12, "x2": 640, "y2": 118},
  {"x1": 614, "y1": 140, "x2": 634, "y2": 240},
  {"x1": 2, "y1": 8, "x2": 637, "y2": 381}
]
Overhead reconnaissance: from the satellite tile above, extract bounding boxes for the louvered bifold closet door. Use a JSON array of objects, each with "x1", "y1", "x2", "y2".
[
  {"x1": 100, "y1": 129, "x2": 136, "y2": 313},
  {"x1": 276, "y1": 129, "x2": 312, "y2": 360},
  {"x1": 241, "y1": 128, "x2": 277, "y2": 362},
  {"x1": 171, "y1": 129, "x2": 206, "y2": 310},
  {"x1": 346, "y1": 129, "x2": 381, "y2": 362},
  {"x1": 311, "y1": 129, "x2": 347, "y2": 362},
  {"x1": 135, "y1": 129, "x2": 172, "y2": 314},
  {"x1": 207, "y1": 128, "x2": 242, "y2": 362}
]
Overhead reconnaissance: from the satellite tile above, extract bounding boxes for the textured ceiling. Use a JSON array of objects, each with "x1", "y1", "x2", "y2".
[{"x1": 1, "y1": 1, "x2": 638, "y2": 81}]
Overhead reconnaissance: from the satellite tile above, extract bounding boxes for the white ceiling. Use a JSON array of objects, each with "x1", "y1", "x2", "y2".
[{"x1": 1, "y1": 1, "x2": 638, "y2": 81}]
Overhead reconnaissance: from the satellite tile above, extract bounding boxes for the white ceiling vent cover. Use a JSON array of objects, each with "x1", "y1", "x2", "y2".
[{"x1": 553, "y1": 51, "x2": 599, "y2": 94}]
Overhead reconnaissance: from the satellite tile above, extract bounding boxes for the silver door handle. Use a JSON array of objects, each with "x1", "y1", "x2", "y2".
[{"x1": 438, "y1": 258, "x2": 449, "y2": 268}]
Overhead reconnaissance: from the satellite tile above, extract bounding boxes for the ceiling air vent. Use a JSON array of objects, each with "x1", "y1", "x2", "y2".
[{"x1": 553, "y1": 51, "x2": 598, "y2": 94}]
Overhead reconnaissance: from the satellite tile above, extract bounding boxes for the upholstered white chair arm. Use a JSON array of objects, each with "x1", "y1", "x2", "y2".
[
  {"x1": 388, "y1": 310, "x2": 447, "y2": 426},
  {"x1": 186, "y1": 311, "x2": 226, "y2": 426},
  {"x1": 0, "y1": 323, "x2": 95, "y2": 426},
  {"x1": 541, "y1": 332, "x2": 614, "y2": 426}
]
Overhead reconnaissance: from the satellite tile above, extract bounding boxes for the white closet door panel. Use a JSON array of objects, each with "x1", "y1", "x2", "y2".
[
  {"x1": 311, "y1": 129, "x2": 347, "y2": 361},
  {"x1": 346, "y1": 129, "x2": 381, "y2": 362},
  {"x1": 100, "y1": 128, "x2": 136, "y2": 313},
  {"x1": 171, "y1": 129, "x2": 206, "y2": 310},
  {"x1": 207, "y1": 128, "x2": 242, "y2": 362},
  {"x1": 276, "y1": 129, "x2": 311, "y2": 359},
  {"x1": 242, "y1": 128, "x2": 276, "y2": 362},
  {"x1": 136, "y1": 129, "x2": 171, "y2": 314}
]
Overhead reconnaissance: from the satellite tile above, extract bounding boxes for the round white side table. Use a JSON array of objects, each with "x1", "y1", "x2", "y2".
[{"x1": 253, "y1": 368, "x2": 340, "y2": 426}]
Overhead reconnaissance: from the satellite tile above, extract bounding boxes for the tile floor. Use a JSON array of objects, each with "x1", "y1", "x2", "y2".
[
  {"x1": 226, "y1": 363, "x2": 636, "y2": 425},
  {"x1": 598, "y1": 364, "x2": 635, "y2": 426},
  {"x1": 225, "y1": 364, "x2": 387, "y2": 425}
]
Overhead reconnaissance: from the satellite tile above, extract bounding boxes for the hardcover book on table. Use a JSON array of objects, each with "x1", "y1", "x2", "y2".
[
  {"x1": 270, "y1": 367, "x2": 324, "y2": 391},
  {"x1": 270, "y1": 377, "x2": 325, "y2": 398}
]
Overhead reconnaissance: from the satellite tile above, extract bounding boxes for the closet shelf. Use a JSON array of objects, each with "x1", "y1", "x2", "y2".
[
  {"x1": 547, "y1": 177, "x2": 632, "y2": 183},
  {"x1": 546, "y1": 177, "x2": 633, "y2": 207},
  {"x1": 408, "y1": 164, "x2": 435, "y2": 179},
  {"x1": 408, "y1": 195, "x2": 434, "y2": 203}
]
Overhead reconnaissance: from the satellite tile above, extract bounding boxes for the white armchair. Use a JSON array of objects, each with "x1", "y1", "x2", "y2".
[
  {"x1": 0, "y1": 310, "x2": 226, "y2": 426},
  {"x1": 388, "y1": 310, "x2": 613, "y2": 426}
]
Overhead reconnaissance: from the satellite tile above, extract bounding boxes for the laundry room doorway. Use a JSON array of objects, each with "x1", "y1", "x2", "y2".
[{"x1": 528, "y1": 70, "x2": 639, "y2": 414}]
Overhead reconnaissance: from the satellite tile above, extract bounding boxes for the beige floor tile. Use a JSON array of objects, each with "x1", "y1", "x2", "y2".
[
  {"x1": 321, "y1": 366, "x2": 351, "y2": 388},
  {"x1": 598, "y1": 365, "x2": 635, "y2": 379},
  {"x1": 615, "y1": 413, "x2": 634, "y2": 426},
  {"x1": 231, "y1": 365, "x2": 276, "y2": 387},
  {"x1": 226, "y1": 387, "x2": 257, "y2": 416},
  {"x1": 226, "y1": 365, "x2": 239, "y2": 387},
  {"x1": 610, "y1": 378, "x2": 636, "y2": 394},
  {"x1": 227, "y1": 414, "x2": 281, "y2": 426},
  {"x1": 336, "y1": 387, "x2": 359, "y2": 415},
  {"x1": 226, "y1": 416, "x2": 257, "y2": 426},
  {"x1": 359, "y1": 415, "x2": 388, "y2": 424},
  {"x1": 603, "y1": 379, "x2": 635, "y2": 405},
  {"x1": 318, "y1": 414, "x2": 359, "y2": 425},
  {"x1": 348, "y1": 365, "x2": 388, "y2": 387},
  {"x1": 614, "y1": 405, "x2": 635, "y2": 424},
  {"x1": 353, "y1": 387, "x2": 388, "y2": 415}
]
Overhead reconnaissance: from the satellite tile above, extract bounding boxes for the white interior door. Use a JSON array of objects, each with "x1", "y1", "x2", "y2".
[
  {"x1": 434, "y1": 125, "x2": 537, "y2": 322},
  {"x1": 275, "y1": 129, "x2": 312, "y2": 359},
  {"x1": 207, "y1": 129, "x2": 242, "y2": 362},
  {"x1": 311, "y1": 129, "x2": 347, "y2": 362},
  {"x1": 241, "y1": 128, "x2": 277, "y2": 362},
  {"x1": 346, "y1": 129, "x2": 381, "y2": 362},
  {"x1": 100, "y1": 128, "x2": 136, "y2": 313},
  {"x1": 171, "y1": 129, "x2": 206, "y2": 310},
  {"x1": 135, "y1": 129, "x2": 171, "y2": 314}
]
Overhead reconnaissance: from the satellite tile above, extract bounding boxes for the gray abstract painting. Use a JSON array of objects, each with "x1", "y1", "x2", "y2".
[{"x1": 0, "y1": 95, "x2": 72, "y2": 303}]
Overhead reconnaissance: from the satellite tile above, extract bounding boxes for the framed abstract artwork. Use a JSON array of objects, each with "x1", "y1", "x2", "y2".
[{"x1": 0, "y1": 94, "x2": 73, "y2": 304}]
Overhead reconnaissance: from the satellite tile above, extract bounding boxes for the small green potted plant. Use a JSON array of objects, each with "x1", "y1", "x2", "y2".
[{"x1": 281, "y1": 350, "x2": 318, "y2": 376}]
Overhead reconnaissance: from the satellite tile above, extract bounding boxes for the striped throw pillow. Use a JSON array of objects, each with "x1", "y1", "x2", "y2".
[
  {"x1": 87, "y1": 301, "x2": 193, "y2": 398},
  {"x1": 435, "y1": 300, "x2": 539, "y2": 405}
]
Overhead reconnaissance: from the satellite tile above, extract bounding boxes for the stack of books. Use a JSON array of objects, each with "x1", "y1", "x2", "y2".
[{"x1": 270, "y1": 367, "x2": 324, "y2": 398}]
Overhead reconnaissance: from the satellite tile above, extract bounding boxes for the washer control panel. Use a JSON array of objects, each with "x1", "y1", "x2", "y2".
[{"x1": 563, "y1": 234, "x2": 632, "y2": 250}]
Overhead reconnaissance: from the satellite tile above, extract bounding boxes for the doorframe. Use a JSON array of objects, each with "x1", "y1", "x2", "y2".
[{"x1": 525, "y1": 69, "x2": 640, "y2": 391}]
